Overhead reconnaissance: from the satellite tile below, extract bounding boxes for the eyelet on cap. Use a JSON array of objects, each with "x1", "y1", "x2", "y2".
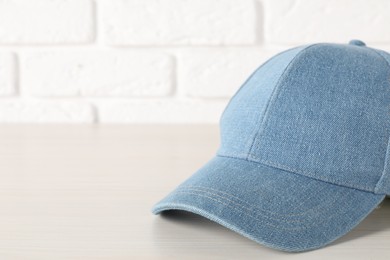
[{"x1": 349, "y1": 39, "x2": 366, "y2": 46}]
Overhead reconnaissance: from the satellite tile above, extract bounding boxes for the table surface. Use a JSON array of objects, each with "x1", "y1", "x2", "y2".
[{"x1": 0, "y1": 125, "x2": 389, "y2": 260}]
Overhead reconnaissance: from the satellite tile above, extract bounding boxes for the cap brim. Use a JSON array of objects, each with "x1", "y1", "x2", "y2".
[{"x1": 152, "y1": 156, "x2": 385, "y2": 252}]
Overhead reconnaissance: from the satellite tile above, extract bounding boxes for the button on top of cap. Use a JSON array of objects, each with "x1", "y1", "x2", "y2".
[{"x1": 349, "y1": 39, "x2": 366, "y2": 46}]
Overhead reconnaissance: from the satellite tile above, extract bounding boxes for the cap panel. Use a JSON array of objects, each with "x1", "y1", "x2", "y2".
[
  {"x1": 248, "y1": 44, "x2": 390, "y2": 192},
  {"x1": 218, "y1": 46, "x2": 308, "y2": 158}
]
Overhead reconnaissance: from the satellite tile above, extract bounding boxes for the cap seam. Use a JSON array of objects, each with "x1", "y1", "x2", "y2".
[
  {"x1": 258, "y1": 158, "x2": 375, "y2": 192},
  {"x1": 217, "y1": 154, "x2": 375, "y2": 192},
  {"x1": 367, "y1": 48, "x2": 390, "y2": 194},
  {"x1": 246, "y1": 43, "x2": 321, "y2": 160},
  {"x1": 368, "y1": 47, "x2": 390, "y2": 71},
  {"x1": 374, "y1": 136, "x2": 390, "y2": 194}
]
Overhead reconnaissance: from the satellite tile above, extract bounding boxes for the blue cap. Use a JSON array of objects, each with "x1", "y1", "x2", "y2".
[{"x1": 152, "y1": 40, "x2": 390, "y2": 252}]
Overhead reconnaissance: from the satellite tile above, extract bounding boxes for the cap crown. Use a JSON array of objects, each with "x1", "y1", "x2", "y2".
[{"x1": 218, "y1": 43, "x2": 390, "y2": 194}]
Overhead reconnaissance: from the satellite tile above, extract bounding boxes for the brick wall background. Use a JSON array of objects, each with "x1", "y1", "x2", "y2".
[{"x1": 0, "y1": 0, "x2": 389, "y2": 123}]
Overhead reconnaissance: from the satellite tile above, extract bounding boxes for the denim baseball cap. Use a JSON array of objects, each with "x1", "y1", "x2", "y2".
[{"x1": 152, "y1": 40, "x2": 390, "y2": 252}]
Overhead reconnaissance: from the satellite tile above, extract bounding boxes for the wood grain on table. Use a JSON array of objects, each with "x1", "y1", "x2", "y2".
[{"x1": 0, "y1": 125, "x2": 388, "y2": 260}]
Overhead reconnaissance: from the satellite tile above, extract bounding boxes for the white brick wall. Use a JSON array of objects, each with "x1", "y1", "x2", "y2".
[
  {"x1": 0, "y1": 53, "x2": 16, "y2": 96},
  {"x1": 21, "y1": 51, "x2": 174, "y2": 97},
  {"x1": 265, "y1": 0, "x2": 390, "y2": 44},
  {"x1": 0, "y1": 0, "x2": 93, "y2": 44},
  {"x1": 101, "y1": 0, "x2": 257, "y2": 45},
  {"x1": 0, "y1": 0, "x2": 389, "y2": 123}
]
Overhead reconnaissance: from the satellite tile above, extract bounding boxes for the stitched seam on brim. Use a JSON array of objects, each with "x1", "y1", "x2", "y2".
[{"x1": 172, "y1": 187, "x2": 356, "y2": 231}]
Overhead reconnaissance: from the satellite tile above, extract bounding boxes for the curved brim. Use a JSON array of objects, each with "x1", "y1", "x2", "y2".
[{"x1": 152, "y1": 156, "x2": 385, "y2": 252}]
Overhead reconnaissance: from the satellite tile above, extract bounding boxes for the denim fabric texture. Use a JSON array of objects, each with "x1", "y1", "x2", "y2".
[{"x1": 152, "y1": 40, "x2": 390, "y2": 252}]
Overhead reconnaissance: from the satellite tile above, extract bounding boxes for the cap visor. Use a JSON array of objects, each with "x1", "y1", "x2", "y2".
[{"x1": 152, "y1": 156, "x2": 385, "y2": 252}]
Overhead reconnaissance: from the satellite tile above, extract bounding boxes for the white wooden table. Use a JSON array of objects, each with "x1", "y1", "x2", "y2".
[{"x1": 0, "y1": 125, "x2": 389, "y2": 260}]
